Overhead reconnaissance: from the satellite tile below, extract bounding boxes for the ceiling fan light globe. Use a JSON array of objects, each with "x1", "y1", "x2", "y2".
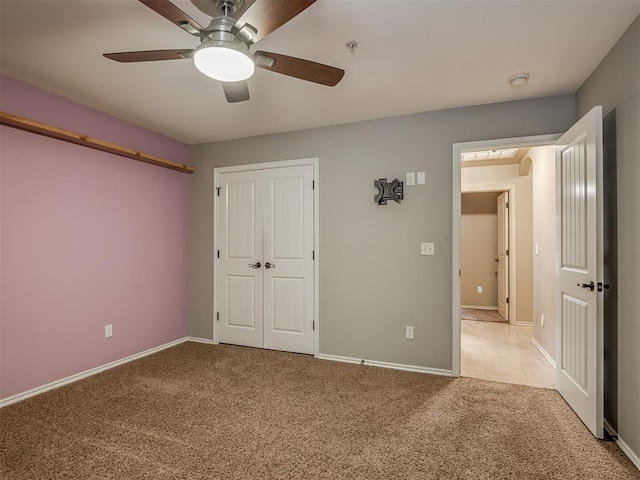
[{"x1": 194, "y1": 45, "x2": 255, "y2": 82}]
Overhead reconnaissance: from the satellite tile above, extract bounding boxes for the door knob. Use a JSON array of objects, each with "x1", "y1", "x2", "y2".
[
  {"x1": 264, "y1": 262, "x2": 276, "y2": 269},
  {"x1": 577, "y1": 281, "x2": 595, "y2": 291},
  {"x1": 248, "y1": 262, "x2": 261, "y2": 269}
]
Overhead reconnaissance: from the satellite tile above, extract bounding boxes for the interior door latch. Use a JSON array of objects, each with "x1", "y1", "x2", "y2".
[{"x1": 597, "y1": 282, "x2": 610, "y2": 292}]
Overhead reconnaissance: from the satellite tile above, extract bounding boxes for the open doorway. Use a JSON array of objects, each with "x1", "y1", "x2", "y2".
[
  {"x1": 452, "y1": 135, "x2": 560, "y2": 389},
  {"x1": 460, "y1": 188, "x2": 513, "y2": 323}
]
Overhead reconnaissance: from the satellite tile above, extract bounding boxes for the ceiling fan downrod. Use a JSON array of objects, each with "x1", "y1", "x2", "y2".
[{"x1": 215, "y1": 0, "x2": 242, "y2": 16}]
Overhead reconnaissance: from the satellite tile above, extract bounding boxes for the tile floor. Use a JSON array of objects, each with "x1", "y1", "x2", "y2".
[{"x1": 461, "y1": 319, "x2": 556, "y2": 389}]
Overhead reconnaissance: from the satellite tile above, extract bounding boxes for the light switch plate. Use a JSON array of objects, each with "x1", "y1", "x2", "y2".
[
  {"x1": 406, "y1": 172, "x2": 416, "y2": 186},
  {"x1": 421, "y1": 242, "x2": 434, "y2": 256},
  {"x1": 417, "y1": 171, "x2": 426, "y2": 184}
]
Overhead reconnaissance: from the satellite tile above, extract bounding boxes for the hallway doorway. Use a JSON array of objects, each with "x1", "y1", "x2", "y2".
[{"x1": 452, "y1": 134, "x2": 560, "y2": 388}]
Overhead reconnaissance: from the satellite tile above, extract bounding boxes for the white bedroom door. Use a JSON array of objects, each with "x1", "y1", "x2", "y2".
[
  {"x1": 263, "y1": 166, "x2": 315, "y2": 354},
  {"x1": 555, "y1": 105, "x2": 604, "y2": 439},
  {"x1": 218, "y1": 165, "x2": 315, "y2": 355},
  {"x1": 217, "y1": 170, "x2": 264, "y2": 348},
  {"x1": 497, "y1": 192, "x2": 509, "y2": 322}
]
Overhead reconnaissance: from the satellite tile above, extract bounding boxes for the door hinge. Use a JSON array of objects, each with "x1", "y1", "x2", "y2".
[
  {"x1": 216, "y1": 312, "x2": 219, "y2": 321},
  {"x1": 506, "y1": 202, "x2": 509, "y2": 208},
  {"x1": 312, "y1": 180, "x2": 315, "y2": 190},
  {"x1": 216, "y1": 187, "x2": 221, "y2": 196},
  {"x1": 312, "y1": 250, "x2": 315, "y2": 260},
  {"x1": 313, "y1": 320, "x2": 315, "y2": 331},
  {"x1": 506, "y1": 249, "x2": 509, "y2": 256},
  {"x1": 217, "y1": 250, "x2": 220, "y2": 259},
  {"x1": 506, "y1": 297, "x2": 510, "y2": 304},
  {"x1": 459, "y1": 269, "x2": 461, "y2": 277}
]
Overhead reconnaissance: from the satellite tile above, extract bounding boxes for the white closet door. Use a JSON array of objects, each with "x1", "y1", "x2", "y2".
[
  {"x1": 262, "y1": 165, "x2": 315, "y2": 354},
  {"x1": 218, "y1": 170, "x2": 264, "y2": 348}
]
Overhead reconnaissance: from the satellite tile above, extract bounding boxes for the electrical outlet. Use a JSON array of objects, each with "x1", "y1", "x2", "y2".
[
  {"x1": 541, "y1": 315, "x2": 544, "y2": 327},
  {"x1": 405, "y1": 326, "x2": 414, "y2": 340},
  {"x1": 420, "y1": 242, "x2": 435, "y2": 256},
  {"x1": 477, "y1": 286, "x2": 483, "y2": 294},
  {"x1": 105, "y1": 324, "x2": 113, "y2": 338}
]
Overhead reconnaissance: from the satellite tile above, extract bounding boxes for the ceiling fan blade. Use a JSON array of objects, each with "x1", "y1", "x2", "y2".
[
  {"x1": 255, "y1": 51, "x2": 344, "y2": 86},
  {"x1": 233, "y1": 0, "x2": 317, "y2": 44},
  {"x1": 222, "y1": 81, "x2": 250, "y2": 103},
  {"x1": 138, "y1": 0, "x2": 205, "y2": 35},
  {"x1": 103, "y1": 49, "x2": 194, "y2": 63}
]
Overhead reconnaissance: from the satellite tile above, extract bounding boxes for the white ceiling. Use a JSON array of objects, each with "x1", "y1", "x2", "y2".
[{"x1": 1, "y1": 0, "x2": 639, "y2": 144}]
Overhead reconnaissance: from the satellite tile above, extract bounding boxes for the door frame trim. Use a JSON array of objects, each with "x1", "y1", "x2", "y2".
[
  {"x1": 213, "y1": 158, "x2": 320, "y2": 356},
  {"x1": 452, "y1": 135, "x2": 560, "y2": 376}
]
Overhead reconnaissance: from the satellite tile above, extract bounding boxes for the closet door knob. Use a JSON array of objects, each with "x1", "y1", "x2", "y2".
[
  {"x1": 264, "y1": 262, "x2": 276, "y2": 269},
  {"x1": 248, "y1": 262, "x2": 261, "y2": 269},
  {"x1": 577, "y1": 281, "x2": 595, "y2": 291}
]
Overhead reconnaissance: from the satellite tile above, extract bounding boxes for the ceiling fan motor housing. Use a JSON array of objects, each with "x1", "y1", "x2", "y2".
[
  {"x1": 204, "y1": 9, "x2": 257, "y2": 45},
  {"x1": 203, "y1": 16, "x2": 236, "y2": 41},
  {"x1": 198, "y1": 15, "x2": 250, "y2": 57}
]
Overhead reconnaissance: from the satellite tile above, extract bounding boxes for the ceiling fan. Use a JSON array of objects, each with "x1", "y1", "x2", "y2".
[{"x1": 103, "y1": 0, "x2": 345, "y2": 103}]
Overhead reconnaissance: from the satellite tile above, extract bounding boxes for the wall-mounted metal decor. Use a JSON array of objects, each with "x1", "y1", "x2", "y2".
[{"x1": 374, "y1": 178, "x2": 404, "y2": 205}]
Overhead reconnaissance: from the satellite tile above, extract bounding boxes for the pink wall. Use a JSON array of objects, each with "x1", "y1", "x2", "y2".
[{"x1": 0, "y1": 75, "x2": 190, "y2": 400}]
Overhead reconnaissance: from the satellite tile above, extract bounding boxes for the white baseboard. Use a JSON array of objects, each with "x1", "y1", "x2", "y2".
[
  {"x1": 604, "y1": 419, "x2": 640, "y2": 471},
  {"x1": 0, "y1": 337, "x2": 187, "y2": 408},
  {"x1": 531, "y1": 337, "x2": 556, "y2": 368},
  {"x1": 316, "y1": 353, "x2": 453, "y2": 377},
  {"x1": 462, "y1": 305, "x2": 498, "y2": 311},
  {"x1": 515, "y1": 321, "x2": 534, "y2": 326},
  {"x1": 617, "y1": 435, "x2": 640, "y2": 471},
  {"x1": 185, "y1": 336, "x2": 216, "y2": 344}
]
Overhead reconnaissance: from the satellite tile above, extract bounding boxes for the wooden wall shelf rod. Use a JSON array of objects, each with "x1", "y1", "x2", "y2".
[{"x1": 0, "y1": 111, "x2": 194, "y2": 174}]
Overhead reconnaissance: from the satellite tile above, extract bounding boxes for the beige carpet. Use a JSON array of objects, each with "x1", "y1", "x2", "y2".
[
  {"x1": 462, "y1": 307, "x2": 508, "y2": 323},
  {"x1": 1, "y1": 342, "x2": 637, "y2": 479}
]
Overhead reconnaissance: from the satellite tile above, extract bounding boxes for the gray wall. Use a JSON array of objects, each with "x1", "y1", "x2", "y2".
[
  {"x1": 189, "y1": 95, "x2": 574, "y2": 370},
  {"x1": 576, "y1": 14, "x2": 640, "y2": 461}
]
